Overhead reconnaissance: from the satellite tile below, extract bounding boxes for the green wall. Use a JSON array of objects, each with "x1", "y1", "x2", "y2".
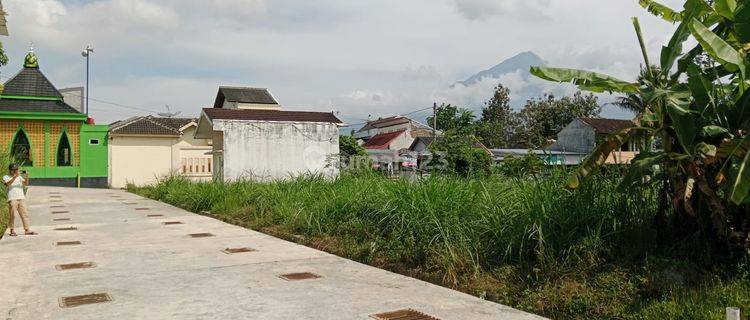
[{"x1": 79, "y1": 124, "x2": 108, "y2": 178}]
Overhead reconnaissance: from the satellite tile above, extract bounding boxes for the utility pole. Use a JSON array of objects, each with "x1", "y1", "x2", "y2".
[
  {"x1": 432, "y1": 102, "x2": 437, "y2": 140},
  {"x1": 81, "y1": 45, "x2": 94, "y2": 117}
]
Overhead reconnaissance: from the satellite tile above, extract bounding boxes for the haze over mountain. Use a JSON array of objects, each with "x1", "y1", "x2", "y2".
[{"x1": 452, "y1": 51, "x2": 546, "y2": 88}]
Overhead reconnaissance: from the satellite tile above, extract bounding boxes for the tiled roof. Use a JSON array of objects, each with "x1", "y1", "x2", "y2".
[
  {"x1": 203, "y1": 108, "x2": 342, "y2": 123},
  {"x1": 580, "y1": 118, "x2": 634, "y2": 134},
  {"x1": 359, "y1": 116, "x2": 410, "y2": 131},
  {"x1": 0, "y1": 66, "x2": 81, "y2": 114},
  {"x1": 0, "y1": 99, "x2": 79, "y2": 113},
  {"x1": 3, "y1": 67, "x2": 62, "y2": 98},
  {"x1": 214, "y1": 87, "x2": 278, "y2": 108},
  {"x1": 363, "y1": 129, "x2": 406, "y2": 150},
  {"x1": 110, "y1": 116, "x2": 196, "y2": 136}
]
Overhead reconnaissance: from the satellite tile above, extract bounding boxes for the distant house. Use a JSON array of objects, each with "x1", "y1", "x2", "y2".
[
  {"x1": 355, "y1": 116, "x2": 435, "y2": 147},
  {"x1": 551, "y1": 118, "x2": 636, "y2": 153},
  {"x1": 195, "y1": 87, "x2": 343, "y2": 182},
  {"x1": 108, "y1": 116, "x2": 212, "y2": 188}
]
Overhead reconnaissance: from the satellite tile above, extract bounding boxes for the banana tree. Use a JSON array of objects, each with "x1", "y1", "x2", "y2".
[{"x1": 531, "y1": 0, "x2": 750, "y2": 249}]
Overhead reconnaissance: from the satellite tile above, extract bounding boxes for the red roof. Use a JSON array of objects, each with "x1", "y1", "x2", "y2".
[
  {"x1": 363, "y1": 130, "x2": 406, "y2": 150},
  {"x1": 203, "y1": 108, "x2": 342, "y2": 123}
]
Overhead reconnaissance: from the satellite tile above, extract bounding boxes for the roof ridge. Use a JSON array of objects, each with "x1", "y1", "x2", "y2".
[{"x1": 143, "y1": 117, "x2": 181, "y2": 134}]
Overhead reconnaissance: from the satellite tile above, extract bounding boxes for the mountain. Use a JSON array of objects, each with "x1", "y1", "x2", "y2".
[{"x1": 452, "y1": 51, "x2": 546, "y2": 88}]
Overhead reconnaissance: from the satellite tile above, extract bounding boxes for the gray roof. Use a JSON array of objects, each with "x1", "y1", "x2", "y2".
[
  {"x1": 0, "y1": 67, "x2": 81, "y2": 113},
  {"x1": 213, "y1": 86, "x2": 278, "y2": 108},
  {"x1": 110, "y1": 116, "x2": 196, "y2": 136},
  {"x1": 203, "y1": 108, "x2": 342, "y2": 123}
]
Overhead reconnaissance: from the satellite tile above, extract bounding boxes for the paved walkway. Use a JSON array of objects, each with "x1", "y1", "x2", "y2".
[{"x1": 0, "y1": 186, "x2": 545, "y2": 320}]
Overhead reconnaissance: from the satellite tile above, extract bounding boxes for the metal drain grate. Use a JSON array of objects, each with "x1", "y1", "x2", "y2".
[
  {"x1": 50, "y1": 200, "x2": 62, "y2": 203},
  {"x1": 52, "y1": 211, "x2": 69, "y2": 214},
  {"x1": 134, "y1": 208, "x2": 150, "y2": 211},
  {"x1": 188, "y1": 233, "x2": 214, "y2": 238},
  {"x1": 147, "y1": 214, "x2": 164, "y2": 217},
  {"x1": 56, "y1": 241, "x2": 82, "y2": 246},
  {"x1": 55, "y1": 262, "x2": 95, "y2": 271},
  {"x1": 51, "y1": 205, "x2": 65, "y2": 208},
  {"x1": 222, "y1": 247, "x2": 256, "y2": 254},
  {"x1": 278, "y1": 272, "x2": 322, "y2": 281},
  {"x1": 370, "y1": 309, "x2": 441, "y2": 320},
  {"x1": 50, "y1": 195, "x2": 62, "y2": 198},
  {"x1": 53, "y1": 218, "x2": 71, "y2": 221},
  {"x1": 59, "y1": 293, "x2": 112, "y2": 308},
  {"x1": 123, "y1": 202, "x2": 137, "y2": 205},
  {"x1": 163, "y1": 221, "x2": 183, "y2": 225},
  {"x1": 54, "y1": 227, "x2": 78, "y2": 231}
]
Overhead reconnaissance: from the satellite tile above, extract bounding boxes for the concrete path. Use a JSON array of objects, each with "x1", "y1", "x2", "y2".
[{"x1": 0, "y1": 186, "x2": 545, "y2": 320}]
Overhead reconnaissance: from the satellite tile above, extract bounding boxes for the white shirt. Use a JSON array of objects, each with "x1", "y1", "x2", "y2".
[{"x1": 2, "y1": 175, "x2": 25, "y2": 202}]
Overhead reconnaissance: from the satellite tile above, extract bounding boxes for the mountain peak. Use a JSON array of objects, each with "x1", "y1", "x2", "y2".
[{"x1": 453, "y1": 51, "x2": 546, "y2": 87}]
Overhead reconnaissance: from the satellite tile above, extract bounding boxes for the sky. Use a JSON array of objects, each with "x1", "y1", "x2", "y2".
[{"x1": 1, "y1": 0, "x2": 685, "y2": 125}]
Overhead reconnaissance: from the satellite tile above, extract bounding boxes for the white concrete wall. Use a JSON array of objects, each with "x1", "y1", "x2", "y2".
[
  {"x1": 214, "y1": 120, "x2": 340, "y2": 182},
  {"x1": 553, "y1": 119, "x2": 596, "y2": 153}
]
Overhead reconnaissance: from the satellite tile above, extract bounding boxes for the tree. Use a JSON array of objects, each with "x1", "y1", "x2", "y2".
[
  {"x1": 426, "y1": 104, "x2": 475, "y2": 135},
  {"x1": 516, "y1": 92, "x2": 600, "y2": 148},
  {"x1": 530, "y1": 0, "x2": 750, "y2": 253},
  {"x1": 339, "y1": 135, "x2": 366, "y2": 157},
  {"x1": 430, "y1": 134, "x2": 493, "y2": 176},
  {"x1": 476, "y1": 85, "x2": 519, "y2": 148}
]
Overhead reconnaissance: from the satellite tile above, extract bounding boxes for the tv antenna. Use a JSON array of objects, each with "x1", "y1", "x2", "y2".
[{"x1": 157, "y1": 105, "x2": 182, "y2": 118}]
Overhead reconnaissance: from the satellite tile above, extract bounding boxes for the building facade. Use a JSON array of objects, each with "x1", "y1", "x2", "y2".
[
  {"x1": 195, "y1": 87, "x2": 342, "y2": 182},
  {"x1": 0, "y1": 50, "x2": 107, "y2": 187},
  {"x1": 108, "y1": 116, "x2": 212, "y2": 188}
]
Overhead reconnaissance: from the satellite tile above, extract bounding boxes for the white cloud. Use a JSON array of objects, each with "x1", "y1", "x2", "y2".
[
  {"x1": 402, "y1": 65, "x2": 440, "y2": 81},
  {"x1": 452, "y1": 0, "x2": 550, "y2": 20}
]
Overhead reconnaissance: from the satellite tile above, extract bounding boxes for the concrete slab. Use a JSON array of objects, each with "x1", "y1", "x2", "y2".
[{"x1": 1, "y1": 186, "x2": 546, "y2": 320}]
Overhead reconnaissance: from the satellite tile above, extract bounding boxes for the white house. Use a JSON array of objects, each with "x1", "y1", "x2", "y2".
[
  {"x1": 195, "y1": 87, "x2": 343, "y2": 182},
  {"x1": 108, "y1": 116, "x2": 213, "y2": 188}
]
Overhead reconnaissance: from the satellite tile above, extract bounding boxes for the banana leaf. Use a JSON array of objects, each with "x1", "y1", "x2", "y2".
[
  {"x1": 689, "y1": 18, "x2": 747, "y2": 78},
  {"x1": 735, "y1": 3, "x2": 750, "y2": 43},
  {"x1": 566, "y1": 128, "x2": 633, "y2": 189},
  {"x1": 729, "y1": 135, "x2": 750, "y2": 204},
  {"x1": 639, "y1": 0, "x2": 684, "y2": 22},
  {"x1": 529, "y1": 67, "x2": 638, "y2": 93},
  {"x1": 713, "y1": 0, "x2": 737, "y2": 20}
]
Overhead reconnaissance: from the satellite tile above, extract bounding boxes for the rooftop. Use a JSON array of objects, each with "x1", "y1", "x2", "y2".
[
  {"x1": 110, "y1": 116, "x2": 196, "y2": 136},
  {"x1": 213, "y1": 86, "x2": 279, "y2": 108},
  {"x1": 202, "y1": 108, "x2": 342, "y2": 123},
  {"x1": 579, "y1": 117, "x2": 634, "y2": 134}
]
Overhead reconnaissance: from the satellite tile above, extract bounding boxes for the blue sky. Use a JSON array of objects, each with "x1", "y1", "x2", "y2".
[{"x1": 2, "y1": 0, "x2": 684, "y2": 124}]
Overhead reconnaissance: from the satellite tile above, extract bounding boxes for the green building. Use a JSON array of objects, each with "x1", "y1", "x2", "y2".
[{"x1": 0, "y1": 50, "x2": 108, "y2": 187}]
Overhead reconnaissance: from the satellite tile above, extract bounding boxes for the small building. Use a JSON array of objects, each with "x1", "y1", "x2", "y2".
[
  {"x1": 355, "y1": 116, "x2": 435, "y2": 144},
  {"x1": 108, "y1": 116, "x2": 212, "y2": 188},
  {"x1": 0, "y1": 50, "x2": 108, "y2": 187},
  {"x1": 195, "y1": 87, "x2": 343, "y2": 182},
  {"x1": 551, "y1": 117, "x2": 636, "y2": 153}
]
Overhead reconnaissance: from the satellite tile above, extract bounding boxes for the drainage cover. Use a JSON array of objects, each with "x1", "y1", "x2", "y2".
[
  {"x1": 370, "y1": 309, "x2": 441, "y2": 320},
  {"x1": 278, "y1": 272, "x2": 322, "y2": 281},
  {"x1": 163, "y1": 221, "x2": 183, "y2": 225},
  {"x1": 51, "y1": 205, "x2": 65, "y2": 208},
  {"x1": 56, "y1": 262, "x2": 95, "y2": 271},
  {"x1": 123, "y1": 202, "x2": 137, "y2": 205},
  {"x1": 50, "y1": 200, "x2": 62, "y2": 203},
  {"x1": 56, "y1": 241, "x2": 82, "y2": 246},
  {"x1": 147, "y1": 214, "x2": 164, "y2": 217},
  {"x1": 53, "y1": 218, "x2": 71, "y2": 221},
  {"x1": 188, "y1": 233, "x2": 214, "y2": 238},
  {"x1": 52, "y1": 211, "x2": 69, "y2": 214},
  {"x1": 135, "y1": 208, "x2": 150, "y2": 211},
  {"x1": 222, "y1": 247, "x2": 256, "y2": 254},
  {"x1": 54, "y1": 227, "x2": 78, "y2": 231},
  {"x1": 59, "y1": 293, "x2": 112, "y2": 308}
]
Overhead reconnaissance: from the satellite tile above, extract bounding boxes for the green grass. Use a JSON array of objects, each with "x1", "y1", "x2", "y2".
[
  {"x1": 0, "y1": 156, "x2": 7, "y2": 239},
  {"x1": 129, "y1": 171, "x2": 750, "y2": 319}
]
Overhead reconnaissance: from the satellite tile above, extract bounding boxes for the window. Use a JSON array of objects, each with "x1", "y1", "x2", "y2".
[
  {"x1": 10, "y1": 129, "x2": 33, "y2": 167},
  {"x1": 89, "y1": 139, "x2": 100, "y2": 145},
  {"x1": 57, "y1": 133, "x2": 72, "y2": 166}
]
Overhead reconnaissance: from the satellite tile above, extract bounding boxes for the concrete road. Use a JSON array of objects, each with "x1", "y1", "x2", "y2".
[{"x1": 0, "y1": 186, "x2": 545, "y2": 320}]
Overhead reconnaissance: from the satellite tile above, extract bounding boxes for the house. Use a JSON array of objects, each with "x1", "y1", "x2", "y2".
[
  {"x1": 355, "y1": 116, "x2": 435, "y2": 146},
  {"x1": 0, "y1": 49, "x2": 108, "y2": 187},
  {"x1": 195, "y1": 87, "x2": 343, "y2": 182},
  {"x1": 551, "y1": 117, "x2": 636, "y2": 153},
  {"x1": 108, "y1": 116, "x2": 212, "y2": 188}
]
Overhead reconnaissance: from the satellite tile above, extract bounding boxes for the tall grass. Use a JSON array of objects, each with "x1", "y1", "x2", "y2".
[
  {"x1": 131, "y1": 172, "x2": 750, "y2": 319},
  {"x1": 135, "y1": 171, "x2": 658, "y2": 278},
  {"x1": 0, "y1": 155, "x2": 8, "y2": 238}
]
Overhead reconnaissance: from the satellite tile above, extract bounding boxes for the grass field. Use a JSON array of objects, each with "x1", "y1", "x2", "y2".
[{"x1": 129, "y1": 171, "x2": 750, "y2": 319}]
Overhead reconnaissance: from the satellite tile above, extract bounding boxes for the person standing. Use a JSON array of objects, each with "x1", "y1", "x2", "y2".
[{"x1": 3, "y1": 163, "x2": 36, "y2": 236}]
